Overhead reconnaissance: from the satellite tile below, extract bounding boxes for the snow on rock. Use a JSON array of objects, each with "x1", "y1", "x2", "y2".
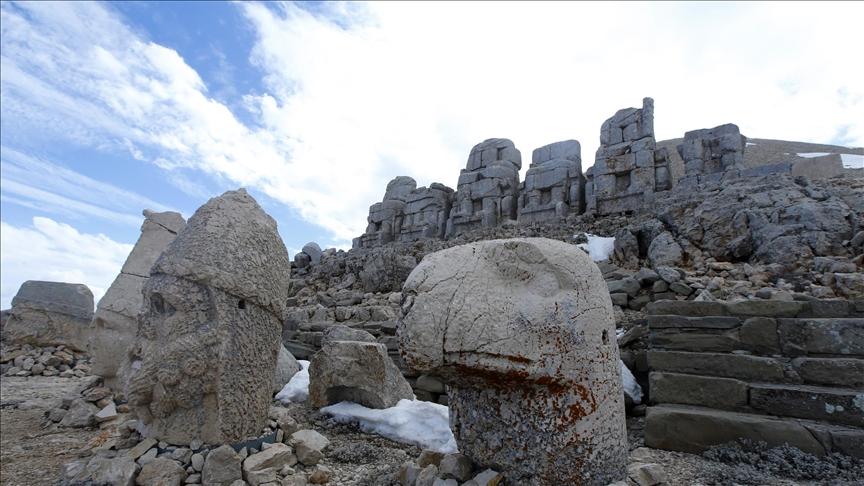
[
  {"x1": 575, "y1": 234, "x2": 616, "y2": 262},
  {"x1": 321, "y1": 398, "x2": 458, "y2": 453},
  {"x1": 621, "y1": 360, "x2": 643, "y2": 405},
  {"x1": 275, "y1": 360, "x2": 310, "y2": 403},
  {"x1": 796, "y1": 152, "x2": 833, "y2": 158},
  {"x1": 840, "y1": 154, "x2": 863, "y2": 169}
]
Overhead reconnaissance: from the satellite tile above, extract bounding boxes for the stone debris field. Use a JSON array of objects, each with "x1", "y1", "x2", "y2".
[{"x1": 2, "y1": 98, "x2": 864, "y2": 486}]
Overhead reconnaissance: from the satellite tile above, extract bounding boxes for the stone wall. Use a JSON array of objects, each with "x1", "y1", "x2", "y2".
[
  {"x1": 677, "y1": 123, "x2": 747, "y2": 178},
  {"x1": 643, "y1": 300, "x2": 864, "y2": 458},
  {"x1": 518, "y1": 140, "x2": 585, "y2": 222}
]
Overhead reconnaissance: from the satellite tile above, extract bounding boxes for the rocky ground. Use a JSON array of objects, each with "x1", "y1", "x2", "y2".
[{"x1": 2, "y1": 372, "x2": 861, "y2": 486}]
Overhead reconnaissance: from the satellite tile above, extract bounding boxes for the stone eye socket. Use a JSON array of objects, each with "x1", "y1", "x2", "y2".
[
  {"x1": 602, "y1": 330, "x2": 609, "y2": 345},
  {"x1": 238, "y1": 300, "x2": 246, "y2": 310}
]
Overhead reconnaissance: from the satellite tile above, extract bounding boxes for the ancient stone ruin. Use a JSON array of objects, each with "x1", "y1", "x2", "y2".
[
  {"x1": 446, "y1": 138, "x2": 523, "y2": 237},
  {"x1": 123, "y1": 188, "x2": 291, "y2": 446},
  {"x1": 90, "y1": 209, "x2": 185, "y2": 390},
  {"x1": 677, "y1": 123, "x2": 747, "y2": 178},
  {"x1": 5, "y1": 280, "x2": 94, "y2": 352},
  {"x1": 519, "y1": 139, "x2": 586, "y2": 222},
  {"x1": 398, "y1": 238, "x2": 627, "y2": 485},
  {"x1": 586, "y1": 97, "x2": 671, "y2": 216}
]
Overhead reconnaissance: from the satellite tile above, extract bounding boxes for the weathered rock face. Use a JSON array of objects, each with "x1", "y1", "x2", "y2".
[
  {"x1": 275, "y1": 345, "x2": 301, "y2": 394},
  {"x1": 519, "y1": 140, "x2": 585, "y2": 222},
  {"x1": 587, "y1": 98, "x2": 671, "y2": 216},
  {"x1": 5, "y1": 280, "x2": 94, "y2": 352},
  {"x1": 90, "y1": 210, "x2": 185, "y2": 390},
  {"x1": 446, "y1": 139, "x2": 522, "y2": 238},
  {"x1": 677, "y1": 124, "x2": 747, "y2": 177},
  {"x1": 307, "y1": 340, "x2": 414, "y2": 409},
  {"x1": 355, "y1": 177, "x2": 417, "y2": 248},
  {"x1": 398, "y1": 238, "x2": 627, "y2": 485},
  {"x1": 123, "y1": 188, "x2": 290, "y2": 446}
]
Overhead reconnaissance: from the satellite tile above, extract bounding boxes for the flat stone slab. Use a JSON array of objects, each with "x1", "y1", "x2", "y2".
[
  {"x1": 648, "y1": 315, "x2": 740, "y2": 329},
  {"x1": 791, "y1": 357, "x2": 864, "y2": 388},
  {"x1": 646, "y1": 301, "x2": 729, "y2": 317},
  {"x1": 727, "y1": 300, "x2": 805, "y2": 318},
  {"x1": 749, "y1": 384, "x2": 864, "y2": 427},
  {"x1": 649, "y1": 372, "x2": 748, "y2": 411},
  {"x1": 647, "y1": 351, "x2": 785, "y2": 382},
  {"x1": 778, "y1": 318, "x2": 864, "y2": 357},
  {"x1": 644, "y1": 404, "x2": 826, "y2": 456},
  {"x1": 649, "y1": 330, "x2": 741, "y2": 353}
]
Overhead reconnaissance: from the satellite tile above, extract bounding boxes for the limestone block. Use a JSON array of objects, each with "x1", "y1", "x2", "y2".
[
  {"x1": 644, "y1": 404, "x2": 826, "y2": 455},
  {"x1": 649, "y1": 371, "x2": 748, "y2": 411},
  {"x1": 749, "y1": 384, "x2": 864, "y2": 426},
  {"x1": 307, "y1": 340, "x2": 414, "y2": 409},
  {"x1": 647, "y1": 350, "x2": 785, "y2": 382},
  {"x1": 243, "y1": 443, "x2": 296, "y2": 473},
  {"x1": 649, "y1": 330, "x2": 741, "y2": 353},
  {"x1": 739, "y1": 317, "x2": 780, "y2": 352},
  {"x1": 202, "y1": 445, "x2": 242, "y2": 486},
  {"x1": 123, "y1": 189, "x2": 290, "y2": 446},
  {"x1": 727, "y1": 300, "x2": 805, "y2": 318},
  {"x1": 646, "y1": 301, "x2": 729, "y2": 317},
  {"x1": 398, "y1": 238, "x2": 627, "y2": 486},
  {"x1": 647, "y1": 316, "x2": 740, "y2": 330},
  {"x1": 778, "y1": 318, "x2": 864, "y2": 357},
  {"x1": 5, "y1": 280, "x2": 94, "y2": 352},
  {"x1": 792, "y1": 357, "x2": 864, "y2": 387},
  {"x1": 137, "y1": 457, "x2": 187, "y2": 486}
]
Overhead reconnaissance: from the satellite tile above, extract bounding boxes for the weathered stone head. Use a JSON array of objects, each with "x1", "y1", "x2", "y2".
[
  {"x1": 397, "y1": 238, "x2": 627, "y2": 485},
  {"x1": 123, "y1": 189, "x2": 290, "y2": 446}
]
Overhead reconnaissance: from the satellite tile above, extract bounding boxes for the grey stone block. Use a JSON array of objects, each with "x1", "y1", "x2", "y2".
[
  {"x1": 778, "y1": 318, "x2": 864, "y2": 357},
  {"x1": 648, "y1": 315, "x2": 740, "y2": 330},
  {"x1": 648, "y1": 351, "x2": 785, "y2": 382},
  {"x1": 791, "y1": 358, "x2": 864, "y2": 387},
  {"x1": 644, "y1": 404, "x2": 826, "y2": 456},
  {"x1": 831, "y1": 428, "x2": 864, "y2": 459},
  {"x1": 727, "y1": 300, "x2": 805, "y2": 318},
  {"x1": 801, "y1": 300, "x2": 850, "y2": 318},
  {"x1": 739, "y1": 317, "x2": 780, "y2": 353},
  {"x1": 750, "y1": 384, "x2": 864, "y2": 426},
  {"x1": 649, "y1": 372, "x2": 748, "y2": 410},
  {"x1": 646, "y1": 301, "x2": 729, "y2": 317},
  {"x1": 649, "y1": 330, "x2": 741, "y2": 353}
]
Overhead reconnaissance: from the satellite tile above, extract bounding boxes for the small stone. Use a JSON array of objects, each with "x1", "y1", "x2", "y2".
[
  {"x1": 439, "y1": 453, "x2": 472, "y2": 481},
  {"x1": 94, "y1": 402, "x2": 117, "y2": 423},
  {"x1": 309, "y1": 465, "x2": 335, "y2": 484},
  {"x1": 137, "y1": 457, "x2": 188, "y2": 486},
  {"x1": 128, "y1": 438, "x2": 158, "y2": 459},
  {"x1": 202, "y1": 444, "x2": 242, "y2": 486},
  {"x1": 627, "y1": 462, "x2": 667, "y2": 486},
  {"x1": 191, "y1": 453, "x2": 205, "y2": 472},
  {"x1": 416, "y1": 449, "x2": 445, "y2": 468},
  {"x1": 186, "y1": 473, "x2": 201, "y2": 484},
  {"x1": 246, "y1": 467, "x2": 279, "y2": 486},
  {"x1": 172, "y1": 447, "x2": 193, "y2": 465},
  {"x1": 137, "y1": 448, "x2": 158, "y2": 467}
]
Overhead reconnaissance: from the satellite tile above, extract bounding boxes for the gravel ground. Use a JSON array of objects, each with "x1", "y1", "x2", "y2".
[{"x1": 2, "y1": 375, "x2": 862, "y2": 486}]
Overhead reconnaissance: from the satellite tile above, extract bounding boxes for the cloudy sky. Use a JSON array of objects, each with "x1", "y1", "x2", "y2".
[{"x1": 1, "y1": 1, "x2": 862, "y2": 309}]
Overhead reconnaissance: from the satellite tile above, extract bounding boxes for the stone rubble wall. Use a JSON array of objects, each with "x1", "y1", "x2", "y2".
[{"x1": 642, "y1": 300, "x2": 864, "y2": 459}]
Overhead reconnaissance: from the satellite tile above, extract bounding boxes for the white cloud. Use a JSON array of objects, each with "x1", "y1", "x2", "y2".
[
  {"x1": 0, "y1": 217, "x2": 134, "y2": 309},
  {"x1": 0, "y1": 147, "x2": 174, "y2": 227},
  {"x1": 2, "y1": 0, "x2": 862, "y2": 251}
]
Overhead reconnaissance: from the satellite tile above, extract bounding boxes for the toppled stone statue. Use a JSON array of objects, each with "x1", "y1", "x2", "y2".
[
  {"x1": 90, "y1": 210, "x2": 185, "y2": 390},
  {"x1": 678, "y1": 123, "x2": 747, "y2": 178},
  {"x1": 519, "y1": 140, "x2": 585, "y2": 221},
  {"x1": 398, "y1": 238, "x2": 627, "y2": 485},
  {"x1": 586, "y1": 97, "x2": 671, "y2": 216},
  {"x1": 123, "y1": 188, "x2": 291, "y2": 446},
  {"x1": 446, "y1": 139, "x2": 522, "y2": 237},
  {"x1": 5, "y1": 280, "x2": 94, "y2": 352}
]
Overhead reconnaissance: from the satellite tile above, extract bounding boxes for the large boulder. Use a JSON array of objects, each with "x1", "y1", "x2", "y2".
[
  {"x1": 123, "y1": 189, "x2": 291, "y2": 445},
  {"x1": 307, "y1": 340, "x2": 414, "y2": 409},
  {"x1": 90, "y1": 209, "x2": 185, "y2": 390},
  {"x1": 398, "y1": 238, "x2": 627, "y2": 485},
  {"x1": 4, "y1": 280, "x2": 93, "y2": 351}
]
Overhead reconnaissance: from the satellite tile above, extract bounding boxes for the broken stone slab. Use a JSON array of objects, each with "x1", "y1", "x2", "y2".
[
  {"x1": 123, "y1": 189, "x2": 290, "y2": 446},
  {"x1": 749, "y1": 383, "x2": 864, "y2": 427},
  {"x1": 469, "y1": 469, "x2": 503, "y2": 486},
  {"x1": 289, "y1": 430, "x2": 330, "y2": 466},
  {"x1": 398, "y1": 238, "x2": 627, "y2": 485},
  {"x1": 94, "y1": 401, "x2": 117, "y2": 423},
  {"x1": 649, "y1": 371, "x2": 748, "y2": 411},
  {"x1": 91, "y1": 210, "x2": 184, "y2": 389},
  {"x1": 647, "y1": 350, "x2": 785, "y2": 382},
  {"x1": 243, "y1": 443, "x2": 297, "y2": 473},
  {"x1": 202, "y1": 444, "x2": 242, "y2": 486},
  {"x1": 307, "y1": 340, "x2": 413, "y2": 409},
  {"x1": 78, "y1": 452, "x2": 140, "y2": 486},
  {"x1": 59, "y1": 398, "x2": 99, "y2": 428},
  {"x1": 791, "y1": 357, "x2": 864, "y2": 387},
  {"x1": 777, "y1": 318, "x2": 864, "y2": 357},
  {"x1": 644, "y1": 404, "x2": 826, "y2": 456},
  {"x1": 5, "y1": 280, "x2": 94, "y2": 352}
]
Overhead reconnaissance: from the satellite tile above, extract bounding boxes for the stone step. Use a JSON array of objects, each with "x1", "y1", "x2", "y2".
[
  {"x1": 749, "y1": 383, "x2": 864, "y2": 427},
  {"x1": 777, "y1": 318, "x2": 864, "y2": 357},
  {"x1": 647, "y1": 351, "x2": 785, "y2": 382},
  {"x1": 649, "y1": 372, "x2": 747, "y2": 411}
]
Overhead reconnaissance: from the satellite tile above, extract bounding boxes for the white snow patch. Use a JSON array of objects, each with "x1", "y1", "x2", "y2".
[
  {"x1": 840, "y1": 154, "x2": 864, "y2": 169},
  {"x1": 621, "y1": 360, "x2": 643, "y2": 405},
  {"x1": 275, "y1": 360, "x2": 310, "y2": 403},
  {"x1": 746, "y1": 142, "x2": 757, "y2": 146},
  {"x1": 321, "y1": 398, "x2": 458, "y2": 453},
  {"x1": 616, "y1": 328, "x2": 626, "y2": 340},
  {"x1": 576, "y1": 234, "x2": 616, "y2": 262},
  {"x1": 796, "y1": 152, "x2": 832, "y2": 158}
]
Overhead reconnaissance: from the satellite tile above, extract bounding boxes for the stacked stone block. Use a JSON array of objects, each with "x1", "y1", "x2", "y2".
[
  {"x1": 400, "y1": 183, "x2": 454, "y2": 242},
  {"x1": 586, "y1": 98, "x2": 672, "y2": 216},
  {"x1": 518, "y1": 139, "x2": 586, "y2": 222},
  {"x1": 677, "y1": 123, "x2": 747, "y2": 178},
  {"x1": 643, "y1": 300, "x2": 864, "y2": 458},
  {"x1": 446, "y1": 138, "x2": 522, "y2": 237},
  {"x1": 354, "y1": 176, "x2": 417, "y2": 248}
]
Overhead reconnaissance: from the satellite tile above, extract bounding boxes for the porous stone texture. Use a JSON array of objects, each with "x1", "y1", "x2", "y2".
[
  {"x1": 4, "y1": 280, "x2": 94, "y2": 352},
  {"x1": 123, "y1": 188, "x2": 291, "y2": 445},
  {"x1": 677, "y1": 123, "x2": 747, "y2": 177},
  {"x1": 90, "y1": 209, "x2": 185, "y2": 390},
  {"x1": 446, "y1": 139, "x2": 522, "y2": 238},
  {"x1": 519, "y1": 140, "x2": 585, "y2": 221},
  {"x1": 398, "y1": 238, "x2": 627, "y2": 485},
  {"x1": 586, "y1": 97, "x2": 671, "y2": 216},
  {"x1": 307, "y1": 340, "x2": 413, "y2": 409}
]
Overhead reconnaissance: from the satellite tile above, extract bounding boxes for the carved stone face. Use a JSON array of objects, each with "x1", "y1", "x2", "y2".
[{"x1": 124, "y1": 274, "x2": 221, "y2": 440}]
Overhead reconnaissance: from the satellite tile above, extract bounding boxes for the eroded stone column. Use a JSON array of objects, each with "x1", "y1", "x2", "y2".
[{"x1": 397, "y1": 238, "x2": 627, "y2": 485}]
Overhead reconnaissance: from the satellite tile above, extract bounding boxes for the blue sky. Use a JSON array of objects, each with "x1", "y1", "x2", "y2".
[{"x1": 1, "y1": 1, "x2": 863, "y2": 308}]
